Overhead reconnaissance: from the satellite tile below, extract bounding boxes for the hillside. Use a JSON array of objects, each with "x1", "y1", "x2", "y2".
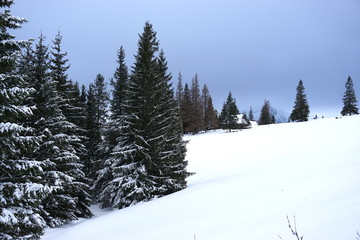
[{"x1": 42, "y1": 116, "x2": 360, "y2": 240}]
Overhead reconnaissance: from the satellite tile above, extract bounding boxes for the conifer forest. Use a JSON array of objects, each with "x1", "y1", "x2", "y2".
[{"x1": 0, "y1": 1, "x2": 359, "y2": 239}]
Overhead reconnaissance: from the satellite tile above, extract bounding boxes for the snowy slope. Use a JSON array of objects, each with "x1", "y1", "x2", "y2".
[{"x1": 42, "y1": 116, "x2": 360, "y2": 240}]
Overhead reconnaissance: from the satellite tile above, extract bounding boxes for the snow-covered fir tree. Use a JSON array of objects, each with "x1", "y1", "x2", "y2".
[
  {"x1": 17, "y1": 41, "x2": 34, "y2": 76},
  {"x1": 68, "y1": 81, "x2": 88, "y2": 130},
  {"x1": 95, "y1": 22, "x2": 188, "y2": 209},
  {"x1": 0, "y1": 1, "x2": 49, "y2": 238},
  {"x1": 26, "y1": 34, "x2": 92, "y2": 227},
  {"x1": 84, "y1": 74, "x2": 109, "y2": 182},
  {"x1": 110, "y1": 46, "x2": 128, "y2": 120},
  {"x1": 50, "y1": 31, "x2": 70, "y2": 99},
  {"x1": 290, "y1": 79, "x2": 310, "y2": 122},
  {"x1": 103, "y1": 46, "x2": 129, "y2": 160},
  {"x1": 154, "y1": 50, "x2": 188, "y2": 194},
  {"x1": 341, "y1": 76, "x2": 358, "y2": 116},
  {"x1": 50, "y1": 32, "x2": 84, "y2": 125},
  {"x1": 50, "y1": 31, "x2": 87, "y2": 166},
  {"x1": 92, "y1": 48, "x2": 128, "y2": 198}
]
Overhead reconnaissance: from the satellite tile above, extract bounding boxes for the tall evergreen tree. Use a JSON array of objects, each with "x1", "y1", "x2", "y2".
[
  {"x1": 28, "y1": 34, "x2": 50, "y2": 111},
  {"x1": 50, "y1": 33, "x2": 87, "y2": 126},
  {"x1": 152, "y1": 50, "x2": 188, "y2": 195},
  {"x1": 290, "y1": 80, "x2": 310, "y2": 122},
  {"x1": 38, "y1": 78, "x2": 92, "y2": 227},
  {"x1": 47, "y1": 32, "x2": 92, "y2": 224},
  {"x1": 181, "y1": 83, "x2": 193, "y2": 133},
  {"x1": 202, "y1": 84, "x2": 210, "y2": 129},
  {"x1": 17, "y1": 41, "x2": 34, "y2": 76},
  {"x1": 190, "y1": 74, "x2": 204, "y2": 133},
  {"x1": 95, "y1": 22, "x2": 188, "y2": 209},
  {"x1": 0, "y1": 2, "x2": 48, "y2": 238},
  {"x1": 84, "y1": 84, "x2": 97, "y2": 178},
  {"x1": 50, "y1": 32, "x2": 87, "y2": 161},
  {"x1": 50, "y1": 31, "x2": 69, "y2": 97},
  {"x1": 202, "y1": 84, "x2": 218, "y2": 130},
  {"x1": 175, "y1": 72, "x2": 183, "y2": 107},
  {"x1": 54, "y1": 34, "x2": 85, "y2": 125},
  {"x1": 341, "y1": 76, "x2": 358, "y2": 116},
  {"x1": 219, "y1": 92, "x2": 239, "y2": 131},
  {"x1": 28, "y1": 34, "x2": 92, "y2": 227},
  {"x1": 249, "y1": 106, "x2": 254, "y2": 121},
  {"x1": 258, "y1": 100, "x2": 272, "y2": 125},
  {"x1": 80, "y1": 84, "x2": 87, "y2": 105},
  {"x1": 110, "y1": 46, "x2": 128, "y2": 119},
  {"x1": 84, "y1": 74, "x2": 109, "y2": 181},
  {"x1": 105, "y1": 46, "x2": 129, "y2": 153},
  {"x1": 68, "y1": 81, "x2": 88, "y2": 129},
  {"x1": 207, "y1": 96, "x2": 219, "y2": 130},
  {"x1": 91, "y1": 49, "x2": 128, "y2": 199}
]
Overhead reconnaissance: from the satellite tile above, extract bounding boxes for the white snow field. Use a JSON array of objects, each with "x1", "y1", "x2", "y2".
[{"x1": 42, "y1": 116, "x2": 360, "y2": 240}]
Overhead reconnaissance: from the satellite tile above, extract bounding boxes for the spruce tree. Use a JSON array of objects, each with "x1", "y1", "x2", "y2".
[
  {"x1": 0, "y1": 2, "x2": 48, "y2": 238},
  {"x1": 92, "y1": 49, "x2": 128, "y2": 198},
  {"x1": 290, "y1": 80, "x2": 310, "y2": 122},
  {"x1": 28, "y1": 34, "x2": 92, "y2": 227},
  {"x1": 190, "y1": 74, "x2": 204, "y2": 133},
  {"x1": 219, "y1": 92, "x2": 240, "y2": 131},
  {"x1": 17, "y1": 41, "x2": 34, "y2": 75},
  {"x1": 83, "y1": 84, "x2": 97, "y2": 178},
  {"x1": 207, "y1": 96, "x2": 219, "y2": 130},
  {"x1": 50, "y1": 32, "x2": 88, "y2": 129},
  {"x1": 50, "y1": 32, "x2": 87, "y2": 163},
  {"x1": 105, "y1": 46, "x2": 129, "y2": 153},
  {"x1": 38, "y1": 78, "x2": 92, "y2": 227},
  {"x1": 154, "y1": 50, "x2": 188, "y2": 194},
  {"x1": 341, "y1": 76, "x2": 359, "y2": 116},
  {"x1": 50, "y1": 31, "x2": 69, "y2": 98},
  {"x1": 202, "y1": 85, "x2": 218, "y2": 130},
  {"x1": 181, "y1": 83, "x2": 193, "y2": 133},
  {"x1": 48, "y1": 32, "x2": 92, "y2": 224},
  {"x1": 202, "y1": 84, "x2": 210, "y2": 130},
  {"x1": 110, "y1": 46, "x2": 128, "y2": 119},
  {"x1": 68, "y1": 81, "x2": 88, "y2": 129},
  {"x1": 80, "y1": 84, "x2": 87, "y2": 105},
  {"x1": 76, "y1": 84, "x2": 88, "y2": 142},
  {"x1": 249, "y1": 106, "x2": 254, "y2": 121},
  {"x1": 28, "y1": 34, "x2": 50, "y2": 110},
  {"x1": 258, "y1": 100, "x2": 272, "y2": 125},
  {"x1": 84, "y1": 74, "x2": 109, "y2": 181},
  {"x1": 175, "y1": 72, "x2": 184, "y2": 108},
  {"x1": 95, "y1": 22, "x2": 188, "y2": 209}
]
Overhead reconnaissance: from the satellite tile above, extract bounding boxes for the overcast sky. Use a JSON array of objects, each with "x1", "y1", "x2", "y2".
[{"x1": 11, "y1": 0, "x2": 360, "y2": 117}]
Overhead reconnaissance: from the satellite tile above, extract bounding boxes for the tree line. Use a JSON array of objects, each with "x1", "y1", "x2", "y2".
[
  {"x1": 1, "y1": 2, "x2": 188, "y2": 239},
  {"x1": 175, "y1": 73, "x2": 219, "y2": 133},
  {"x1": 212, "y1": 77, "x2": 358, "y2": 131}
]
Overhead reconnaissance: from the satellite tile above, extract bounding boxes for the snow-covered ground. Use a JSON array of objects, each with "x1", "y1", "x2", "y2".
[{"x1": 42, "y1": 116, "x2": 360, "y2": 240}]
